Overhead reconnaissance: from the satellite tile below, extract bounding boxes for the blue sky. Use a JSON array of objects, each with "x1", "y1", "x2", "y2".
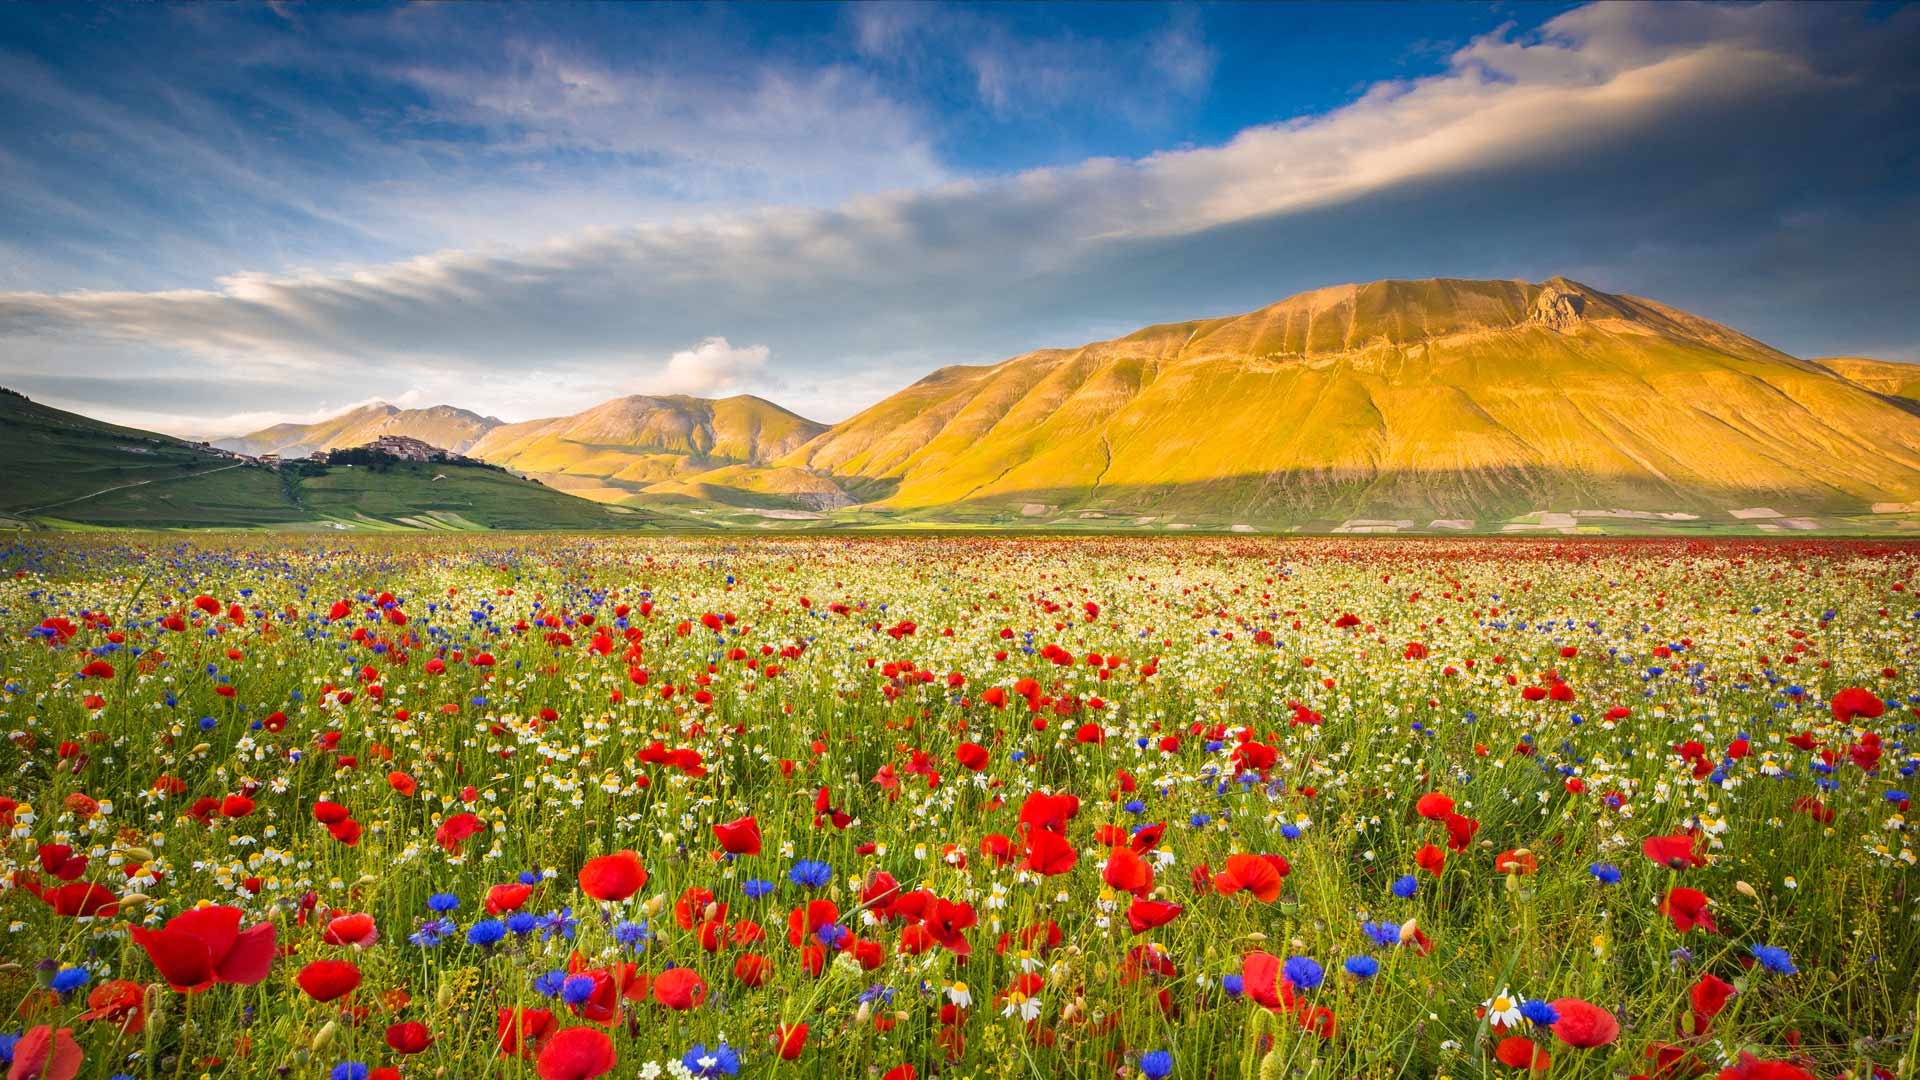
[{"x1": 0, "y1": 1, "x2": 1914, "y2": 434}]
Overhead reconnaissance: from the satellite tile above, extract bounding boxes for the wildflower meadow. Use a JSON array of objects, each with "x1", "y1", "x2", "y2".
[{"x1": 1, "y1": 535, "x2": 1915, "y2": 1080}]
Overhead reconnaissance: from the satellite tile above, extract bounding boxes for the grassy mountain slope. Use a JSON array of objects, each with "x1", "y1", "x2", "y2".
[
  {"x1": 773, "y1": 278, "x2": 1920, "y2": 527},
  {"x1": 1813, "y1": 357, "x2": 1920, "y2": 403},
  {"x1": 468, "y1": 394, "x2": 827, "y2": 503},
  {"x1": 0, "y1": 389, "x2": 658, "y2": 531},
  {"x1": 216, "y1": 403, "x2": 503, "y2": 457}
]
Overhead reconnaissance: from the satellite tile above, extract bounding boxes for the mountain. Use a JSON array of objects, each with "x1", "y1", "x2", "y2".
[
  {"x1": 1812, "y1": 357, "x2": 1920, "y2": 404},
  {"x1": 762, "y1": 277, "x2": 1920, "y2": 530},
  {"x1": 467, "y1": 394, "x2": 828, "y2": 503},
  {"x1": 216, "y1": 402, "x2": 502, "y2": 458},
  {"x1": 0, "y1": 389, "x2": 657, "y2": 531}
]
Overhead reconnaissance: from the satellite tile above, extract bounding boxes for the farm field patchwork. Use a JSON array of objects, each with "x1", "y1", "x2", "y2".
[{"x1": 0, "y1": 535, "x2": 1915, "y2": 1080}]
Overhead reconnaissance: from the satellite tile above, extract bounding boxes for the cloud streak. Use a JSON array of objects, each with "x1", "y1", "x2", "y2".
[{"x1": 1, "y1": 2, "x2": 1916, "y2": 434}]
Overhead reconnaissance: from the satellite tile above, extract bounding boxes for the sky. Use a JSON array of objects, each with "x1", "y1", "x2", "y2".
[{"x1": 0, "y1": 1, "x2": 1915, "y2": 437}]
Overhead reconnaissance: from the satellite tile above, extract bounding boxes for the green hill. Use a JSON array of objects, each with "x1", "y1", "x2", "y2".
[{"x1": 0, "y1": 389, "x2": 663, "y2": 531}]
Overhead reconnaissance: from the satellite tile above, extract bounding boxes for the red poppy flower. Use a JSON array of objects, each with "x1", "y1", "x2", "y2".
[
  {"x1": 787, "y1": 899, "x2": 840, "y2": 946},
  {"x1": 39, "y1": 881, "x2": 120, "y2": 919},
  {"x1": 1660, "y1": 887, "x2": 1717, "y2": 933},
  {"x1": 1414, "y1": 843, "x2": 1447, "y2": 876},
  {"x1": 1213, "y1": 853, "x2": 1286, "y2": 902},
  {"x1": 1548, "y1": 997, "x2": 1619, "y2": 1048},
  {"x1": 488, "y1": 882, "x2": 534, "y2": 913},
  {"x1": 130, "y1": 905, "x2": 275, "y2": 992},
  {"x1": 1494, "y1": 849, "x2": 1537, "y2": 875},
  {"x1": 385, "y1": 1021, "x2": 435, "y2": 1055},
  {"x1": 1018, "y1": 791, "x2": 1080, "y2": 832},
  {"x1": 315, "y1": 908, "x2": 374, "y2": 946},
  {"x1": 1642, "y1": 833, "x2": 1706, "y2": 870},
  {"x1": 1830, "y1": 686, "x2": 1885, "y2": 723},
  {"x1": 434, "y1": 812, "x2": 484, "y2": 854},
  {"x1": 1715, "y1": 1053, "x2": 1815, "y2": 1080},
  {"x1": 498, "y1": 1007, "x2": 557, "y2": 1059},
  {"x1": 774, "y1": 1022, "x2": 809, "y2": 1060},
  {"x1": 733, "y1": 953, "x2": 770, "y2": 986},
  {"x1": 1241, "y1": 951, "x2": 1294, "y2": 1012},
  {"x1": 1495, "y1": 1037, "x2": 1551, "y2": 1072},
  {"x1": 652, "y1": 967, "x2": 708, "y2": 1010},
  {"x1": 578, "y1": 851, "x2": 648, "y2": 902},
  {"x1": 1102, "y1": 847, "x2": 1154, "y2": 897},
  {"x1": 296, "y1": 959, "x2": 362, "y2": 1002},
  {"x1": 712, "y1": 816, "x2": 762, "y2": 856},
  {"x1": 77, "y1": 980, "x2": 148, "y2": 1034},
  {"x1": 1415, "y1": 792, "x2": 1454, "y2": 819},
  {"x1": 1443, "y1": 813, "x2": 1480, "y2": 852},
  {"x1": 955, "y1": 742, "x2": 989, "y2": 771},
  {"x1": 1687, "y1": 972, "x2": 1735, "y2": 1035},
  {"x1": 1022, "y1": 827, "x2": 1077, "y2": 876},
  {"x1": 5, "y1": 1025, "x2": 83, "y2": 1080},
  {"x1": 1125, "y1": 899, "x2": 1183, "y2": 934}
]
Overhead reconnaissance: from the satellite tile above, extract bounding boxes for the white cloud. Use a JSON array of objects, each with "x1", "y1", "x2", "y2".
[{"x1": 650, "y1": 337, "x2": 774, "y2": 397}]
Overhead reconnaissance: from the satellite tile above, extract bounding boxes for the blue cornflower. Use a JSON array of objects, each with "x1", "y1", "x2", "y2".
[
  {"x1": 1139, "y1": 1050, "x2": 1174, "y2": 1079},
  {"x1": 1279, "y1": 823, "x2": 1302, "y2": 840},
  {"x1": 0, "y1": 1033, "x2": 19, "y2": 1064},
  {"x1": 789, "y1": 859, "x2": 833, "y2": 889},
  {"x1": 1390, "y1": 874, "x2": 1418, "y2": 899},
  {"x1": 408, "y1": 916, "x2": 455, "y2": 947},
  {"x1": 1362, "y1": 921, "x2": 1400, "y2": 947},
  {"x1": 539, "y1": 907, "x2": 578, "y2": 941},
  {"x1": 532, "y1": 970, "x2": 567, "y2": 997},
  {"x1": 1188, "y1": 813, "x2": 1212, "y2": 828},
  {"x1": 330, "y1": 1065, "x2": 370, "y2": 1080},
  {"x1": 427, "y1": 892, "x2": 460, "y2": 912},
  {"x1": 506, "y1": 912, "x2": 539, "y2": 936},
  {"x1": 50, "y1": 967, "x2": 90, "y2": 994},
  {"x1": 1520, "y1": 999, "x2": 1560, "y2": 1027},
  {"x1": 613, "y1": 919, "x2": 652, "y2": 948},
  {"x1": 561, "y1": 975, "x2": 597, "y2": 1005},
  {"x1": 1343, "y1": 955, "x2": 1380, "y2": 978},
  {"x1": 1123, "y1": 799, "x2": 1147, "y2": 815},
  {"x1": 1588, "y1": 862, "x2": 1622, "y2": 884},
  {"x1": 683, "y1": 1041, "x2": 742, "y2": 1077},
  {"x1": 1886, "y1": 790, "x2": 1910, "y2": 803},
  {"x1": 1750, "y1": 944, "x2": 1798, "y2": 975},
  {"x1": 1283, "y1": 955, "x2": 1324, "y2": 991},
  {"x1": 742, "y1": 878, "x2": 776, "y2": 900},
  {"x1": 817, "y1": 922, "x2": 850, "y2": 949},
  {"x1": 1222, "y1": 974, "x2": 1244, "y2": 997},
  {"x1": 466, "y1": 919, "x2": 506, "y2": 947}
]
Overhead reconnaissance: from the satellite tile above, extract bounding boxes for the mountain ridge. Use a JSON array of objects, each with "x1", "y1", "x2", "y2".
[
  {"x1": 760, "y1": 276, "x2": 1920, "y2": 528},
  {"x1": 216, "y1": 402, "x2": 504, "y2": 458},
  {"x1": 49, "y1": 274, "x2": 1920, "y2": 534}
]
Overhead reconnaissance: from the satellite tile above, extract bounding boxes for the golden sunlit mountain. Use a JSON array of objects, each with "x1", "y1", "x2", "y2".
[
  {"x1": 466, "y1": 394, "x2": 828, "y2": 503},
  {"x1": 748, "y1": 277, "x2": 1920, "y2": 530}
]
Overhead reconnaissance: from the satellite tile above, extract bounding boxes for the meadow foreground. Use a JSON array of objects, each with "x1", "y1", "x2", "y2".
[{"x1": 1, "y1": 535, "x2": 1915, "y2": 1080}]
